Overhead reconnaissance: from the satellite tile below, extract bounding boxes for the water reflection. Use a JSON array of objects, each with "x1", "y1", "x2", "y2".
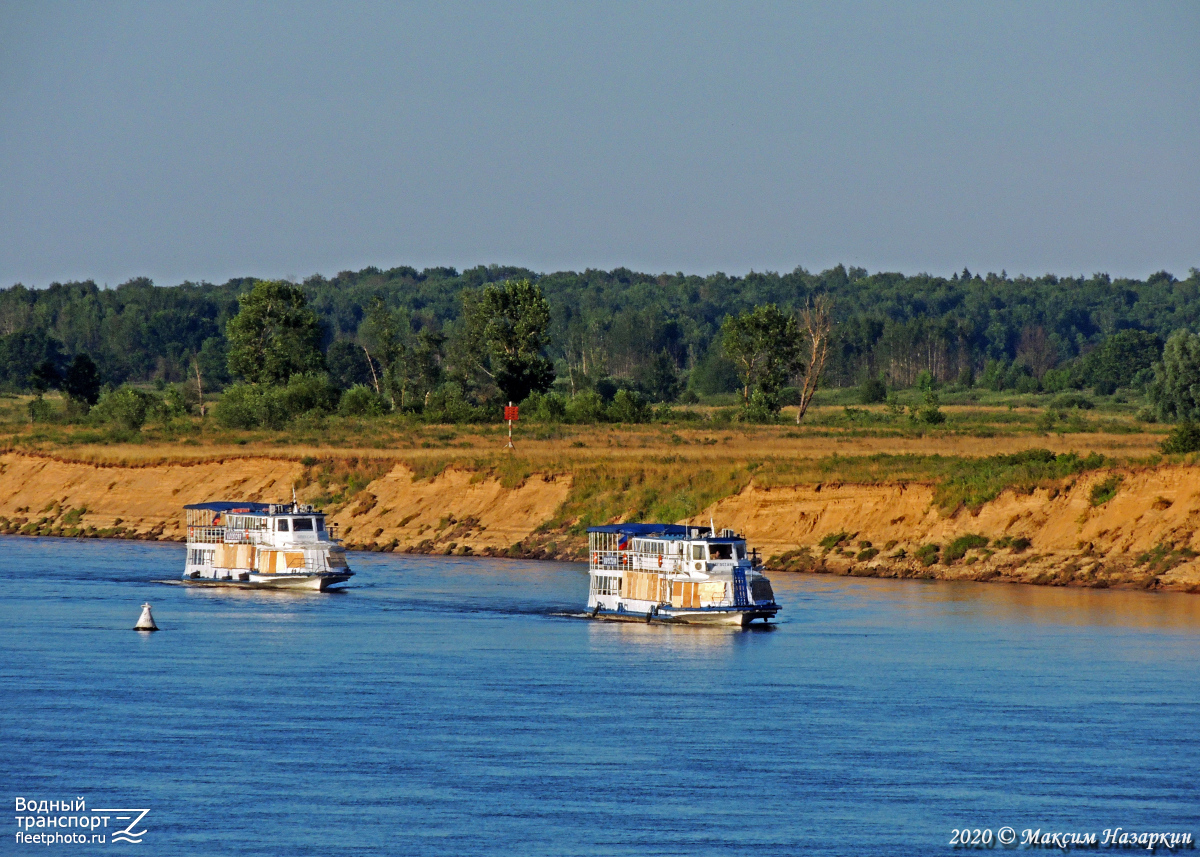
[
  {"x1": 775, "y1": 573, "x2": 1200, "y2": 633},
  {"x1": 584, "y1": 616, "x2": 769, "y2": 653}
]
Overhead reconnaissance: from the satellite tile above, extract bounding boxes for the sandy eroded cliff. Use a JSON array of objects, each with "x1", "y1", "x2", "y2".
[{"x1": 2, "y1": 451, "x2": 1197, "y2": 591}]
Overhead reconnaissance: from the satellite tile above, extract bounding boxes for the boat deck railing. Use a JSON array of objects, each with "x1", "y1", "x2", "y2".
[
  {"x1": 186, "y1": 527, "x2": 263, "y2": 544},
  {"x1": 588, "y1": 549, "x2": 764, "y2": 575},
  {"x1": 186, "y1": 527, "x2": 344, "y2": 548},
  {"x1": 188, "y1": 526, "x2": 231, "y2": 543}
]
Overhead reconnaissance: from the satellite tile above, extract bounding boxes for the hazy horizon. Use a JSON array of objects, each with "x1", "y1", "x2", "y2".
[{"x1": 6, "y1": 260, "x2": 1199, "y2": 294}]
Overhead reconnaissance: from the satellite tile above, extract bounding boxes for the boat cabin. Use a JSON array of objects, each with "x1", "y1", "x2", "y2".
[
  {"x1": 182, "y1": 500, "x2": 351, "y2": 588},
  {"x1": 184, "y1": 501, "x2": 338, "y2": 548},
  {"x1": 584, "y1": 522, "x2": 777, "y2": 625},
  {"x1": 588, "y1": 523, "x2": 756, "y2": 573}
]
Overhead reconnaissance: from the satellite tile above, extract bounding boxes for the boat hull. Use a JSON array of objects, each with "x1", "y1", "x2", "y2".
[
  {"x1": 590, "y1": 606, "x2": 778, "y2": 627},
  {"x1": 179, "y1": 572, "x2": 353, "y2": 591}
]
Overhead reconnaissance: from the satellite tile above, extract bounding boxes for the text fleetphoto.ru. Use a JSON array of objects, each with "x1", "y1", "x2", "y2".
[{"x1": 14, "y1": 797, "x2": 150, "y2": 847}]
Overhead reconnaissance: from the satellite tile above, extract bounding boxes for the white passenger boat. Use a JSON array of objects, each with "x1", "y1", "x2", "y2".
[
  {"x1": 586, "y1": 524, "x2": 779, "y2": 626},
  {"x1": 182, "y1": 501, "x2": 353, "y2": 591}
]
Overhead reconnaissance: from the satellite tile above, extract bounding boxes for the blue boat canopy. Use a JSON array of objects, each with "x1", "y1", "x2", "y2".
[
  {"x1": 183, "y1": 502, "x2": 274, "y2": 513},
  {"x1": 586, "y1": 523, "x2": 710, "y2": 537}
]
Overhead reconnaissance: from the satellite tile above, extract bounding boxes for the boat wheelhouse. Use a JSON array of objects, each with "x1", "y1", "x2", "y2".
[
  {"x1": 586, "y1": 523, "x2": 779, "y2": 626},
  {"x1": 183, "y1": 501, "x2": 353, "y2": 591}
]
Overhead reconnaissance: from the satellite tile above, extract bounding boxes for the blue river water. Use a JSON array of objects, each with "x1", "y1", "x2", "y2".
[{"x1": 2, "y1": 534, "x2": 1198, "y2": 855}]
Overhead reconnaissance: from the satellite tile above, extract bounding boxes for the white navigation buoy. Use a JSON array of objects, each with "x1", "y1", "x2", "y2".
[{"x1": 134, "y1": 603, "x2": 158, "y2": 632}]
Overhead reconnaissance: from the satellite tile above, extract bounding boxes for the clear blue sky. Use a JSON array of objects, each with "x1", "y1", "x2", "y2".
[{"x1": 1, "y1": 1, "x2": 1196, "y2": 287}]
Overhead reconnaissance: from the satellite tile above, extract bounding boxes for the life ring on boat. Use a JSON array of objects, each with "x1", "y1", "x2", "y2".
[
  {"x1": 593, "y1": 551, "x2": 599, "y2": 564},
  {"x1": 658, "y1": 555, "x2": 663, "y2": 568}
]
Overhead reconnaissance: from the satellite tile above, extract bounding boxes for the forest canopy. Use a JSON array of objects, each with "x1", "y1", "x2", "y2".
[{"x1": 2, "y1": 264, "x2": 1199, "y2": 415}]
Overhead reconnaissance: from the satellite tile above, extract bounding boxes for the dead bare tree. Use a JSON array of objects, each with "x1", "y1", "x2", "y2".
[
  {"x1": 192, "y1": 354, "x2": 206, "y2": 418},
  {"x1": 361, "y1": 344, "x2": 382, "y2": 396},
  {"x1": 795, "y1": 295, "x2": 833, "y2": 423}
]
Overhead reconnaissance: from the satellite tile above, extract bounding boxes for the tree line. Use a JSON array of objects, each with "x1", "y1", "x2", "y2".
[{"x1": 3, "y1": 264, "x2": 1200, "y2": 428}]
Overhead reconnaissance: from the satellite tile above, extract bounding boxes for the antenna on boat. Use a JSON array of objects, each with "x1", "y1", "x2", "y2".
[
  {"x1": 710, "y1": 516, "x2": 715, "y2": 536},
  {"x1": 292, "y1": 485, "x2": 298, "y2": 511}
]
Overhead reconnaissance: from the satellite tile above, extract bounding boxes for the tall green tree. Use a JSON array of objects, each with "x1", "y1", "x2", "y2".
[
  {"x1": 357, "y1": 297, "x2": 446, "y2": 409},
  {"x1": 388, "y1": 328, "x2": 444, "y2": 409},
  {"x1": 1084, "y1": 329, "x2": 1161, "y2": 394},
  {"x1": 461, "y1": 278, "x2": 554, "y2": 403},
  {"x1": 63, "y1": 353, "x2": 101, "y2": 406},
  {"x1": 357, "y1": 296, "x2": 402, "y2": 401},
  {"x1": 326, "y1": 339, "x2": 375, "y2": 390},
  {"x1": 639, "y1": 349, "x2": 682, "y2": 402},
  {"x1": 225, "y1": 280, "x2": 323, "y2": 385},
  {"x1": 1149, "y1": 329, "x2": 1200, "y2": 422},
  {"x1": 721, "y1": 304, "x2": 803, "y2": 412}
]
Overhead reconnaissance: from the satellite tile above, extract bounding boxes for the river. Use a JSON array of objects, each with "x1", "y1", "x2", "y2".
[{"x1": 2, "y1": 535, "x2": 1197, "y2": 855}]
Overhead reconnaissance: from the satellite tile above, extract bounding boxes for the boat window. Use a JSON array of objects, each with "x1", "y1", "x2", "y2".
[
  {"x1": 691, "y1": 544, "x2": 706, "y2": 561},
  {"x1": 228, "y1": 515, "x2": 267, "y2": 531},
  {"x1": 592, "y1": 575, "x2": 620, "y2": 595},
  {"x1": 293, "y1": 518, "x2": 314, "y2": 531},
  {"x1": 632, "y1": 539, "x2": 665, "y2": 555},
  {"x1": 710, "y1": 543, "x2": 733, "y2": 560},
  {"x1": 734, "y1": 542, "x2": 746, "y2": 560},
  {"x1": 276, "y1": 519, "x2": 289, "y2": 532},
  {"x1": 315, "y1": 519, "x2": 325, "y2": 532}
]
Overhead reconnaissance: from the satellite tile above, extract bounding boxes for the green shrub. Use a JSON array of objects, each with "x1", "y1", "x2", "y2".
[
  {"x1": 338, "y1": 384, "x2": 386, "y2": 417},
  {"x1": 1161, "y1": 421, "x2": 1200, "y2": 454},
  {"x1": 1036, "y1": 409, "x2": 1061, "y2": 431},
  {"x1": 280, "y1": 372, "x2": 339, "y2": 416},
  {"x1": 934, "y1": 448, "x2": 1106, "y2": 513},
  {"x1": 522, "y1": 391, "x2": 568, "y2": 423},
  {"x1": 772, "y1": 547, "x2": 822, "y2": 573},
  {"x1": 915, "y1": 544, "x2": 940, "y2": 566},
  {"x1": 856, "y1": 547, "x2": 879, "y2": 561},
  {"x1": 1089, "y1": 475, "x2": 1122, "y2": 506},
  {"x1": 91, "y1": 386, "x2": 155, "y2": 431},
  {"x1": 819, "y1": 531, "x2": 852, "y2": 550},
  {"x1": 609, "y1": 389, "x2": 649, "y2": 423},
  {"x1": 943, "y1": 533, "x2": 989, "y2": 563},
  {"x1": 214, "y1": 384, "x2": 274, "y2": 429},
  {"x1": 858, "y1": 375, "x2": 887, "y2": 404},
  {"x1": 155, "y1": 386, "x2": 190, "y2": 420},
  {"x1": 739, "y1": 388, "x2": 781, "y2": 423},
  {"x1": 1041, "y1": 368, "x2": 1071, "y2": 393},
  {"x1": 655, "y1": 402, "x2": 676, "y2": 421},
  {"x1": 1050, "y1": 393, "x2": 1094, "y2": 410},
  {"x1": 911, "y1": 390, "x2": 945, "y2": 424},
  {"x1": 566, "y1": 390, "x2": 606, "y2": 423},
  {"x1": 213, "y1": 385, "x2": 256, "y2": 428},
  {"x1": 423, "y1": 382, "x2": 485, "y2": 423},
  {"x1": 1014, "y1": 374, "x2": 1040, "y2": 394},
  {"x1": 26, "y1": 394, "x2": 56, "y2": 423},
  {"x1": 994, "y1": 535, "x2": 1032, "y2": 553}
]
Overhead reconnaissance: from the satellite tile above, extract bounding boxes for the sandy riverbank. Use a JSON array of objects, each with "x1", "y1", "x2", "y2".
[{"x1": 2, "y1": 450, "x2": 1197, "y2": 592}]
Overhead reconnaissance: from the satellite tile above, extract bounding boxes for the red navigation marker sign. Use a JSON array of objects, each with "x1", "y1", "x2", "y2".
[{"x1": 504, "y1": 405, "x2": 519, "y2": 422}]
